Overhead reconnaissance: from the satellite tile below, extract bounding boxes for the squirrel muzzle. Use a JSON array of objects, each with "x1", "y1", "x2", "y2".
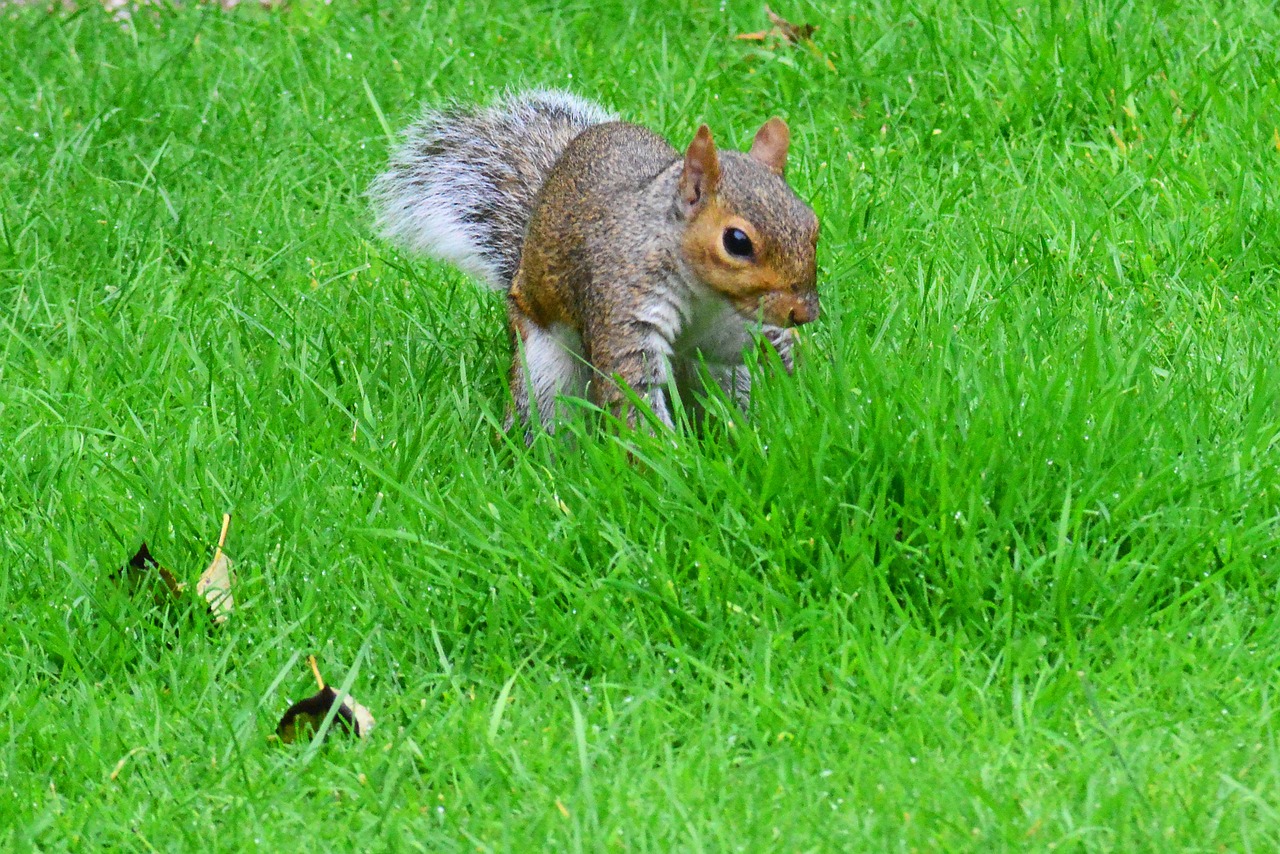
[
  {"x1": 756, "y1": 288, "x2": 819, "y2": 328},
  {"x1": 787, "y1": 290, "x2": 820, "y2": 326}
]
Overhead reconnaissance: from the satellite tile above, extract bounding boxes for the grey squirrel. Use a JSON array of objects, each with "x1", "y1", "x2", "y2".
[{"x1": 370, "y1": 89, "x2": 820, "y2": 432}]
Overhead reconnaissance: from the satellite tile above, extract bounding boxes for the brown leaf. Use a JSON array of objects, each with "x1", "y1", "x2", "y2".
[
  {"x1": 196, "y1": 513, "x2": 235, "y2": 624},
  {"x1": 276, "y1": 686, "x2": 376, "y2": 743},
  {"x1": 766, "y1": 6, "x2": 817, "y2": 42},
  {"x1": 276, "y1": 657, "x2": 376, "y2": 744},
  {"x1": 735, "y1": 7, "x2": 830, "y2": 69},
  {"x1": 113, "y1": 542, "x2": 186, "y2": 604}
]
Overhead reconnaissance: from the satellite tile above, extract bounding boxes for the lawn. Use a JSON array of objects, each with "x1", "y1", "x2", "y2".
[{"x1": 2, "y1": 0, "x2": 1279, "y2": 849}]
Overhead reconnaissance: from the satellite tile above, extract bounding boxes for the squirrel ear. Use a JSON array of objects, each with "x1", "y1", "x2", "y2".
[
  {"x1": 749, "y1": 117, "x2": 790, "y2": 176},
  {"x1": 679, "y1": 125, "x2": 720, "y2": 212}
]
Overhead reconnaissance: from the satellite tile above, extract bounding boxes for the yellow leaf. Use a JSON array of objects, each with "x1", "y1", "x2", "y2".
[{"x1": 196, "y1": 513, "x2": 235, "y2": 624}]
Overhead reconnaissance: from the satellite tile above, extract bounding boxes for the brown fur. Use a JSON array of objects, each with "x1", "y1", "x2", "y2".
[{"x1": 507, "y1": 118, "x2": 820, "y2": 430}]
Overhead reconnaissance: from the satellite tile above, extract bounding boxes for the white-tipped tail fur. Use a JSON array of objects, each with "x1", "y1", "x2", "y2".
[{"x1": 369, "y1": 89, "x2": 614, "y2": 290}]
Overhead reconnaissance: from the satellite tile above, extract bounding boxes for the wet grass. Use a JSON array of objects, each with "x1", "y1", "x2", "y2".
[{"x1": 2, "y1": 0, "x2": 1279, "y2": 849}]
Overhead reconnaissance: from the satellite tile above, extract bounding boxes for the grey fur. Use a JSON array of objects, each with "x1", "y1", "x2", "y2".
[{"x1": 369, "y1": 89, "x2": 615, "y2": 290}]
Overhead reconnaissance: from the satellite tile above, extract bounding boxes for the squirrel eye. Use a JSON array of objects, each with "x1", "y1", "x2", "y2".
[{"x1": 722, "y1": 227, "x2": 754, "y2": 258}]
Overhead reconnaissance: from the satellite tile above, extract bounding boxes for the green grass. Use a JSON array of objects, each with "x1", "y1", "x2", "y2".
[{"x1": 2, "y1": 0, "x2": 1279, "y2": 849}]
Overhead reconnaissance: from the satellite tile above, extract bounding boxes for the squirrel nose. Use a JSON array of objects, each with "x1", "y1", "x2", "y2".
[{"x1": 789, "y1": 293, "x2": 819, "y2": 326}]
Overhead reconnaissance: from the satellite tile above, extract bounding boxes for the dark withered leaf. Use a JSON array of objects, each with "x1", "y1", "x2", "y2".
[
  {"x1": 278, "y1": 687, "x2": 358, "y2": 743},
  {"x1": 113, "y1": 542, "x2": 186, "y2": 602},
  {"x1": 276, "y1": 657, "x2": 375, "y2": 744},
  {"x1": 126, "y1": 542, "x2": 156, "y2": 575}
]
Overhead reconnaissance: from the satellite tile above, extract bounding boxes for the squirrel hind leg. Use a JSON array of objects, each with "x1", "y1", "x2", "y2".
[{"x1": 508, "y1": 315, "x2": 588, "y2": 435}]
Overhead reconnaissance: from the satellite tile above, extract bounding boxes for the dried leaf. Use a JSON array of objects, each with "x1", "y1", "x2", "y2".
[
  {"x1": 196, "y1": 514, "x2": 235, "y2": 624},
  {"x1": 197, "y1": 554, "x2": 234, "y2": 623},
  {"x1": 276, "y1": 686, "x2": 376, "y2": 743},
  {"x1": 765, "y1": 6, "x2": 817, "y2": 42},
  {"x1": 734, "y1": 7, "x2": 832, "y2": 69},
  {"x1": 113, "y1": 542, "x2": 185, "y2": 604},
  {"x1": 277, "y1": 657, "x2": 376, "y2": 744}
]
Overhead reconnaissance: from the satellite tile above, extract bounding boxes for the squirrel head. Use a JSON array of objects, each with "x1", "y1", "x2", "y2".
[{"x1": 677, "y1": 119, "x2": 820, "y2": 328}]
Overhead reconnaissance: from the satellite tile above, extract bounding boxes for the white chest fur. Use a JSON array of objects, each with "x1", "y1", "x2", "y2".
[{"x1": 673, "y1": 289, "x2": 754, "y2": 365}]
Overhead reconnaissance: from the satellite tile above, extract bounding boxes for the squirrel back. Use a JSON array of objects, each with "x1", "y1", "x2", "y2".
[{"x1": 370, "y1": 89, "x2": 615, "y2": 290}]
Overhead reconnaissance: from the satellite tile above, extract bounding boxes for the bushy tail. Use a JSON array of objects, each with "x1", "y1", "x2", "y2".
[{"x1": 370, "y1": 89, "x2": 614, "y2": 291}]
